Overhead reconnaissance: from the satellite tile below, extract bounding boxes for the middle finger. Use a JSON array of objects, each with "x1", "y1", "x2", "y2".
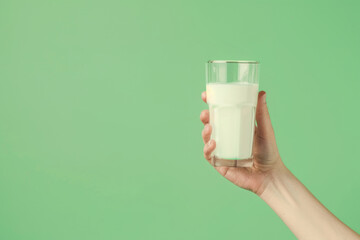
[{"x1": 202, "y1": 124, "x2": 212, "y2": 143}]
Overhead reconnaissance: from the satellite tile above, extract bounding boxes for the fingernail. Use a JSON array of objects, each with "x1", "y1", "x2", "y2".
[{"x1": 263, "y1": 92, "x2": 267, "y2": 104}]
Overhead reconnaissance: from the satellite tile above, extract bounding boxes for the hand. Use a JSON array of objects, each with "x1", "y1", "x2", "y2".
[
  {"x1": 200, "y1": 91, "x2": 285, "y2": 195},
  {"x1": 201, "y1": 91, "x2": 360, "y2": 239}
]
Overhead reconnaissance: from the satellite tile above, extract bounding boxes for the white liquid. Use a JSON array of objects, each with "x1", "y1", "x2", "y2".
[{"x1": 206, "y1": 83, "x2": 259, "y2": 160}]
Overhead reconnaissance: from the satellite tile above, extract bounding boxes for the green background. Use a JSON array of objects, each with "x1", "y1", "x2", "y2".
[{"x1": 1, "y1": 0, "x2": 359, "y2": 239}]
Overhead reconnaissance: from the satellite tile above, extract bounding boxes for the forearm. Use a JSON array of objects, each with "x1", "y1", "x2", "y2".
[{"x1": 260, "y1": 165, "x2": 360, "y2": 240}]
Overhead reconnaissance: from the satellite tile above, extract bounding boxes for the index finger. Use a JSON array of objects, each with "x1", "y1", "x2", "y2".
[{"x1": 201, "y1": 91, "x2": 207, "y2": 103}]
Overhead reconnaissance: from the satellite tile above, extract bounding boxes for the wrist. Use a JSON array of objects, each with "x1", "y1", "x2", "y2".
[
  {"x1": 255, "y1": 162, "x2": 359, "y2": 240},
  {"x1": 256, "y1": 161, "x2": 291, "y2": 198}
]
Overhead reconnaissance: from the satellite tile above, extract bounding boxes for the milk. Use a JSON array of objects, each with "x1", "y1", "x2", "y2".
[{"x1": 206, "y1": 83, "x2": 259, "y2": 160}]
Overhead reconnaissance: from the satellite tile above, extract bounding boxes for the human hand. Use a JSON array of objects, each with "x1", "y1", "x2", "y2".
[
  {"x1": 200, "y1": 91, "x2": 286, "y2": 195},
  {"x1": 201, "y1": 91, "x2": 360, "y2": 239}
]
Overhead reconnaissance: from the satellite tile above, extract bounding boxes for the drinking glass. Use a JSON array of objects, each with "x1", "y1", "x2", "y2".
[{"x1": 205, "y1": 60, "x2": 259, "y2": 167}]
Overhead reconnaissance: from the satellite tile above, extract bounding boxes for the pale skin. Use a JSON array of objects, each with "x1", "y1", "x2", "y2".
[{"x1": 200, "y1": 91, "x2": 360, "y2": 240}]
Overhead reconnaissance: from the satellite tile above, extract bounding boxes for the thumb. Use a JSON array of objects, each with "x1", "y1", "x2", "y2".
[{"x1": 255, "y1": 91, "x2": 275, "y2": 140}]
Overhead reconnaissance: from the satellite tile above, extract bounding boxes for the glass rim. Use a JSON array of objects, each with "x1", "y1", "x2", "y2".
[{"x1": 207, "y1": 60, "x2": 259, "y2": 64}]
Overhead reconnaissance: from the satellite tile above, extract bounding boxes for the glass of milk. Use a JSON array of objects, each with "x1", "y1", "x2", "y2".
[{"x1": 205, "y1": 60, "x2": 259, "y2": 167}]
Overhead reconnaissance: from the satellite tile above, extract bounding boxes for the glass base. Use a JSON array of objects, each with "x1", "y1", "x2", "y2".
[{"x1": 211, "y1": 156, "x2": 253, "y2": 168}]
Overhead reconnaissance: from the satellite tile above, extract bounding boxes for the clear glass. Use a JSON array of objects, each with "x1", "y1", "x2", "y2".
[{"x1": 205, "y1": 60, "x2": 259, "y2": 167}]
